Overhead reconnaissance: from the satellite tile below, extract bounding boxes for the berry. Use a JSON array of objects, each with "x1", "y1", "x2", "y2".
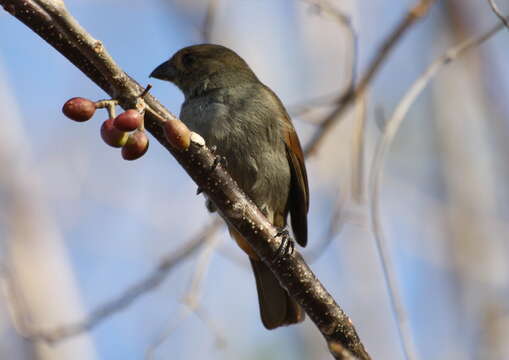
[
  {"x1": 113, "y1": 109, "x2": 142, "y2": 131},
  {"x1": 122, "y1": 130, "x2": 149, "y2": 160},
  {"x1": 62, "y1": 97, "x2": 96, "y2": 122},
  {"x1": 101, "y1": 118, "x2": 128, "y2": 148},
  {"x1": 163, "y1": 119, "x2": 191, "y2": 149}
]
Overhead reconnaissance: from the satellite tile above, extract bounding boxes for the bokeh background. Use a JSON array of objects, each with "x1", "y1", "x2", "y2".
[{"x1": 1, "y1": 0, "x2": 508, "y2": 359}]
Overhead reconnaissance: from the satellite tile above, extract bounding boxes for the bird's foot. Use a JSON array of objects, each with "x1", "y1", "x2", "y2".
[
  {"x1": 209, "y1": 145, "x2": 227, "y2": 173},
  {"x1": 274, "y1": 229, "x2": 295, "y2": 260},
  {"x1": 196, "y1": 146, "x2": 226, "y2": 194}
]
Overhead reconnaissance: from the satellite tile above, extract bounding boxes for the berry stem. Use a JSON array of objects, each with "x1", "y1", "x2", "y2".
[
  {"x1": 95, "y1": 99, "x2": 118, "y2": 119},
  {"x1": 140, "y1": 84, "x2": 152, "y2": 98}
]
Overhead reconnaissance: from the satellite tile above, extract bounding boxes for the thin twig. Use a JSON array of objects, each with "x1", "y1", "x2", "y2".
[
  {"x1": 193, "y1": 307, "x2": 228, "y2": 348},
  {"x1": 351, "y1": 93, "x2": 367, "y2": 203},
  {"x1": 304, "y1": 0, "x2": 438, "y2": 156},
  {"x1": 487, "y1": 0, "x2": 509, "y2": 29},
  {"x1": 368, "y1": 19, "x2": 506, "y2": 360}
]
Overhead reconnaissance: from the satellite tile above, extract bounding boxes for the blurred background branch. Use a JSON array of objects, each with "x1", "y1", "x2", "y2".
[
  {"x1": 303, "y1": 0, "x2": 438, "y2": 156},
  {"x1": 369, "y1": 18, "x2": 505, "y2": 360},
  {"x1": 487, "y1": 0, "x2": 509, "y2": 29}
]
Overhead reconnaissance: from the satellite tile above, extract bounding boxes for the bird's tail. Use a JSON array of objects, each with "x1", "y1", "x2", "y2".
[
  {"x1": 249, "y1": 258, "x2": 305, "y2": 329},
  {"x1": 228, "y1": 224, "x2": 304, "y2": 329}
]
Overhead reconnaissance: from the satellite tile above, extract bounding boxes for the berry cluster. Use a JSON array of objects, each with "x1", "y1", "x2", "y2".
[{"x1": 62, "y1": 97, "x2": 149, "y2": 160}]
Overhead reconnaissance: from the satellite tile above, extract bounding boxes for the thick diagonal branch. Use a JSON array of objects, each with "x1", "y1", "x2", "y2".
[{"x1": 0, "y1": 0, "x2": 370, "y2": 359}]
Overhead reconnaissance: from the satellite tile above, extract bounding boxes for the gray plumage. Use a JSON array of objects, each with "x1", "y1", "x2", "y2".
[{"x1": 180, "y1": 83, "x2": 291, "y2": 224}]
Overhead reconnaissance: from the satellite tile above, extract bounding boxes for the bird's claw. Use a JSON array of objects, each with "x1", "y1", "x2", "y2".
[
  {"x1": 198, "y1": 146, "x2": 226, "y2": 194},
  {"x1": 209, "y1": 146, "x2": 227, "y2": 173},
  {"x1": 211, "y1": 156, "x2": 221, "y2": 172},
  {"x1": 273, "y1": 229, "x2": 294, "y2": 260}
]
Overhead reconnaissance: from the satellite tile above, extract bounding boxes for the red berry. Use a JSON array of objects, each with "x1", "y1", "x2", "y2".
[
  {"x1": 101, "y1": 119, "x2": 128, "y2": 148},
  {"x1": 113, "y1": 109, "x2": 142, "y2": 131},
  {"x1": 121, "y1": 130, "x2": 149, "y2": 160},
  {"x1": 163, "y1": 119, "x2": 191, "y2": 150},
  {"x1": 62, "y1": 97, "x2": 96, "y2": 122}
]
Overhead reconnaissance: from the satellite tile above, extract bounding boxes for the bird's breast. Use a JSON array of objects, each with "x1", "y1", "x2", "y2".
[{"x1": 179, "y1": 93, "x2": 291, "y2": 218}]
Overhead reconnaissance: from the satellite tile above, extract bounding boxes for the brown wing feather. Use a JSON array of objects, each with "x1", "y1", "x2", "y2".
[{"x1": 281, "y1": 113, "x2": 309, "y2": 247}]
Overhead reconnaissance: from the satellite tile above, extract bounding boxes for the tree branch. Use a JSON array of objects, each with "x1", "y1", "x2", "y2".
[{"x1": 0, "y1": 0, "x2": 370, "y2": 358}]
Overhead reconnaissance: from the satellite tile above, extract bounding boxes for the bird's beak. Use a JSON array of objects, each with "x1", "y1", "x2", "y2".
[{"x1": 149, "y1": 60, "x2": 176, "y2": 81}]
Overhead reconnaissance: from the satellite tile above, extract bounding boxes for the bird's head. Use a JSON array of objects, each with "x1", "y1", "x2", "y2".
[{"x1": 150, "y1": 44, "x2": 258, "y2": 98}]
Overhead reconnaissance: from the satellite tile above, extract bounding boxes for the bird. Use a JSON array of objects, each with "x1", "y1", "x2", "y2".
[{"x1": 150, "y1": 44, "x2": 309, "y2": 329}]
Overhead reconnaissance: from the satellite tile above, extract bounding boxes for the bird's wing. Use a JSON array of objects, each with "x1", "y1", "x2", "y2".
[{"x1": 281, "y1": 112, "x2": 309, "y2": 247}]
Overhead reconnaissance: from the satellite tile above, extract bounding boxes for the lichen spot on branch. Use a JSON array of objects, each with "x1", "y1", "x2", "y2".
[{"x1": 93, "y1": 40, "x2": 104, "y2": 53}]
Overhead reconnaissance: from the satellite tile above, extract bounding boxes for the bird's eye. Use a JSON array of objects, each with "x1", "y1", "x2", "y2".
[{"x1": 182, "y1": 53, "x2": 196, "y2": 67}]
